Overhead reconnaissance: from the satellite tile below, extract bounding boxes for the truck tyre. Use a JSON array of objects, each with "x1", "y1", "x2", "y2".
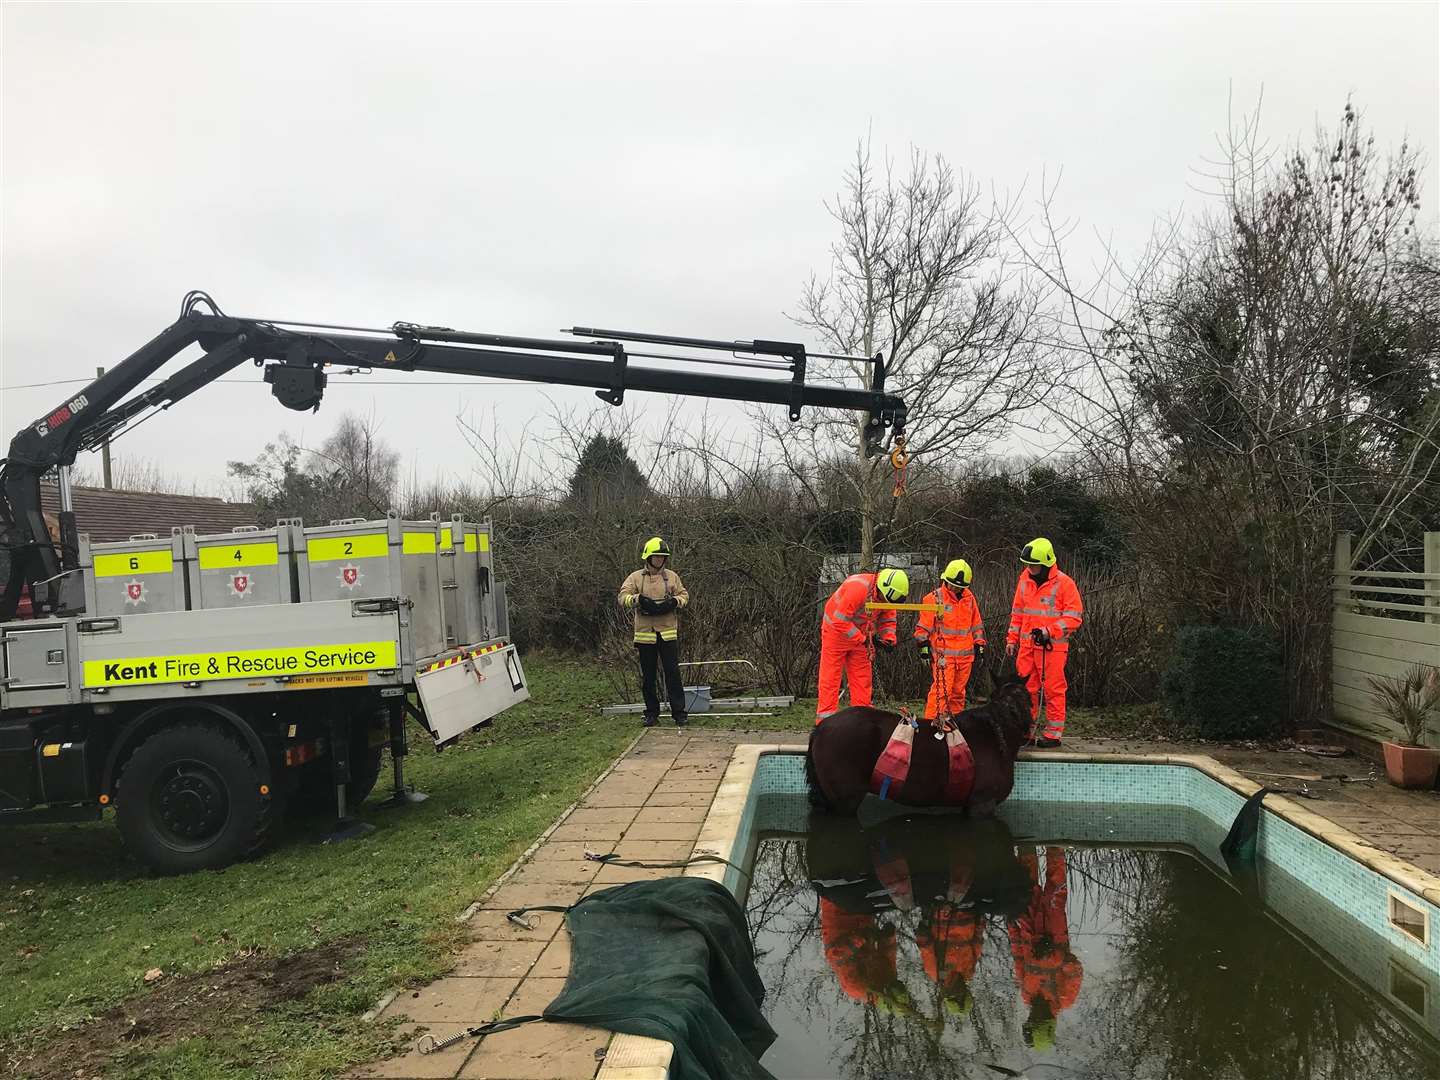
[{"x1": 115, "y1": 723, "x2": 272, "y2": 874}]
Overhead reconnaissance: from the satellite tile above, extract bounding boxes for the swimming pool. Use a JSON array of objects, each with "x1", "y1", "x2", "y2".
[{"x1": 682, "y1": 749, "x2": 1440, "y2": 1079}]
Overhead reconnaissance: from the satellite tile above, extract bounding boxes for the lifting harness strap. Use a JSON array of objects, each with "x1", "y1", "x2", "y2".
[
  {"x1": 869, "y1": 716, "x2": 976, "y2": 806},
  {"x1": 869, "y1": 717, "x2": 918, "y2": 801}
]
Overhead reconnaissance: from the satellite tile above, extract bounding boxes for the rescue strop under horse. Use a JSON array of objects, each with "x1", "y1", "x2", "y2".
[{"x1": 807, "y1": 672, "x2": 1033, "y2": 817}]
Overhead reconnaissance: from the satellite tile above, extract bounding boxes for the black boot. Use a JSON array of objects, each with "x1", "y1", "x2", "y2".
[
  {"x1": 642, "y1": 714, "x2": 659, "y2": 728},
  {"x1": 673, "y1": 713, "x2": 688, "y2": 728}
]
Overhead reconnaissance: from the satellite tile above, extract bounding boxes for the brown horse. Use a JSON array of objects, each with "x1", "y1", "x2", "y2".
[{"x1": 806, "y1": 674, "x2": 1033, "y2": 817}]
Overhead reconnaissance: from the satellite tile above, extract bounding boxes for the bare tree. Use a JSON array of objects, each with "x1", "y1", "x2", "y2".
[
  {"x1": 777, "y1": 139, "x2": 1047, "y2": 567},
  {"x1": 228, "y1": 410, "x2": 402, "y2": 523},
  {"x1": 1021, "y1": 99, "x2": 1439, "y2": 722},
  {"x1": 309, "y1": 411, "x2": 400, "y2": 514}
]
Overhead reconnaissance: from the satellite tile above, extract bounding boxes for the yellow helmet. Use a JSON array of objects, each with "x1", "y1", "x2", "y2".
[
  {"x1": 640, "y1": 537, "x2": 671, "y2": 562},
  {"x1": 1025, "y1": 1015, "x2": 1057, "y2": 1050},
  {"x1": 942, "y1": 988, "x2": 974, "y2": 1017},
  {"x1": 874, "y1": 983, "x2": 917, "y2": 1017},
  {"x1": 1020, "y1": 537, "x2": 1056, "y2": 567},
  {"x1": 940, "y1": 559, "x2": 973, "y2": 589},
  {"x1": 876, "y1": 568, "x2": 909, "y2": 603}
]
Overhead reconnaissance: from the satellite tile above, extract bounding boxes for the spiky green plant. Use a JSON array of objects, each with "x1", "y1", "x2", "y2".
[{"x1": 1368, "y1": 665, "x2": 1440, "y2": 747}]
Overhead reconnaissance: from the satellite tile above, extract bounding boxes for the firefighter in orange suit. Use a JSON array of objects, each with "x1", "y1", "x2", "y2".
[
  {"x1": 816, "y1": 568, "x2": 910, "y2": 723},
  {"x1": 915, "y1": 840, "x2": 983, "y2": 1020},
  {"x1": 914, "y1": 559, "x2": 986, "y2": 721},
  {"x1": 1008, "y1": 846, "x2": 1083, "y2": 1051},
  {"x1": 819, "y1": 834, "x2": 921, "y2": 1016},
  {"x1": 1003, "y1": 538, "x2": 1083, "y2": 746},
  {"x1": 819, "y1": 899, "x2": 919, "y2": 1015}
]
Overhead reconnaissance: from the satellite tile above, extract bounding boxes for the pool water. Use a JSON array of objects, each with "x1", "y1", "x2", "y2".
[{"x1": 744, "y1": 809, "x2": 1440, "y2": 1080}]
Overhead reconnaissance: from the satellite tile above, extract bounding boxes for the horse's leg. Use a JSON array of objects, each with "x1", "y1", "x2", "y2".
[{"x1": 805, "y1": 735, "x2": 833, "y2": 812}]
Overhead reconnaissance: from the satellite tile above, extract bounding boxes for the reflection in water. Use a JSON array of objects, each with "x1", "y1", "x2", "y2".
[
  {"x1": 745, "y1": 812, "x2": 1440, "y2": 1080},
  {"x1": 1009, "y1": 848, "x2": 1084, "y2": 1052}
]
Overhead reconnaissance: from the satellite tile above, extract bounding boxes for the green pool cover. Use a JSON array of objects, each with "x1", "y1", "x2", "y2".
[{"x1": 538, "y1": 876, "x2": 776, "y2": 1080}]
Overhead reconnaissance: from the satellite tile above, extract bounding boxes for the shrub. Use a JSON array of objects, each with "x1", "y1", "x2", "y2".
[
  {"x1": 1367, "y1": 665, "x2": 1440, "y2": 747},
  {"x1": 1161, "y1": 625, "x2": 1285, "y2": 738}
]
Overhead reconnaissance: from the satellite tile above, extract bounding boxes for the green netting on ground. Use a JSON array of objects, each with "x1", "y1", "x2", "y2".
[{"x1": 540, "y1": 876, "x2": 776, "y2": 1080}]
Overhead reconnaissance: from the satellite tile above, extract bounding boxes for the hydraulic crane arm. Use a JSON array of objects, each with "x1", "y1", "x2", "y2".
[{"x1": 1, "y1": 292, "x2": 907, "y2": 618}]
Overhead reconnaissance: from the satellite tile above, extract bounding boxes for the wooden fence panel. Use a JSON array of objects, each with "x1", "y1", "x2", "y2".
[{"x1": 1331, "y1": 534, "x2": 1440, "y2": 748}]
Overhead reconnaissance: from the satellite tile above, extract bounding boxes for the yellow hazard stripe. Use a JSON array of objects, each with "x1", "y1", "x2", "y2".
[
  {"x1": 308, "y1": 533, "x2": 388, "y2": 561},
  {"x1": 198, "y1": 542, "x2": 279, "y2": 569},
  {"x1": 94, "y1": 550, "x2": 173, "y2": 577},
  {"x1": 83, "y1": 641, "x2": 398, "y2": 688},
  {"x1": 402, "y1": 531, "x2": 437, "y2": 554},
  {"x1": 476, "y1": 532, "x2": 489, "y2": 552},
  {"x1": 419, "y1": 641, "x2": 508, "y2": 675}
]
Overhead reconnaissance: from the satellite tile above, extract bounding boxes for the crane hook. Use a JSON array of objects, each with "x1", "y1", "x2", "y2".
[{"x1": 889, "y1": 436, "x2": 910, "y2": 498}]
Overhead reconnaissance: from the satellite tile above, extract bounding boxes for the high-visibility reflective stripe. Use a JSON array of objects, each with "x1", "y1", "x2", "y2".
[
  {"x1": 94, "y1": 550, "x2": 173, "y2": 577},
  {"x1": 937, "y1": 645, "x2": 974, "y2": 657},
  {"x1": 1060, "y1": 609, "x2": 1083, "y2": 617},
  {"x1": 823, "y1": 613, "x2": 862, "y2": 639},
  {"x1": 308, "y1": 533, "x2": 388, "y2": 561},
  {"x1": 402, "y1": 531, "x2": 437, "y2": 554},
  {"x1": 633, "y1": 629, "x2": 679, "y2": 642},
  {"x1": 197, "y1": 542, "x2": 279, "y2": 569},
  {"x1": 442, "y1": 527, "x2": 481, "y2": 552}
]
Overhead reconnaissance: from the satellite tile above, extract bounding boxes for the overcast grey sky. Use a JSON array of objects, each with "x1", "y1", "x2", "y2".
[{"x1": 3, "y1": 2, "x2": 1437, "y2": 495}]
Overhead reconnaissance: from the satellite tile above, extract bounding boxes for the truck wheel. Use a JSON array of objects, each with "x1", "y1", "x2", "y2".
[{"x1": 115, "y1": 723, "x2": 270, "y2": 874}]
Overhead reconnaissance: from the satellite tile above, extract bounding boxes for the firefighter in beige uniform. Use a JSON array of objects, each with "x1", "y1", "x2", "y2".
[{"x1": 618, "y1": 537, "x2": 691, "y2": 727}]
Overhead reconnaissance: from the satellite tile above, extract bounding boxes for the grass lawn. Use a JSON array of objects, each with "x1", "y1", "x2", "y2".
[
  {"x1": 1, "y1": 654, "x2": 636, "y2": 1080},
  {"x1": 0, "y1": 652, "x2": 1161, "y2": 1079}
]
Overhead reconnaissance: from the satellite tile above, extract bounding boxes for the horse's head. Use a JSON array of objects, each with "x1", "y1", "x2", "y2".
[{"x1": 989, "y1": 670, "x2": 1035, "y2": 757}]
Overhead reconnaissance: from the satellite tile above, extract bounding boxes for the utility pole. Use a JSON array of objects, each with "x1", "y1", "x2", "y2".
[{"x1": 97, "y1": 366, "x2": 113, "y2": 489}]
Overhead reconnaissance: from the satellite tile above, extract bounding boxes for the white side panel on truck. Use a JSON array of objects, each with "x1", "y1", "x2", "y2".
[{"x1": 414, "y1": 642, "x2": 529, "y2": 746}]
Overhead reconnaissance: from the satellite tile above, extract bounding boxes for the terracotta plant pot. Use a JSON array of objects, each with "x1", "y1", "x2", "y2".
[{"x1": 1381, "y1": 741, "x2": 1440, "y2": 790}]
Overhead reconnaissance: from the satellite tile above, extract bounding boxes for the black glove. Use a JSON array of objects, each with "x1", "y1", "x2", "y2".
[
  {"x1": 918, "y1": 641, "x2": 932, "y2": 662},
  {"x1": 974, "y1": 642, "x2": 986, "y2": 661},
  {"x1": 875, "y1": 638, "x2": 896, "y2": 652},
  {"x1": 653, "y1": 595, "x2": 678, "y2": 615},
  {"x1": 1030, "y1": 627, "x2": 1051, "y2": 647},
  {"x1": 637, "y1": 594, "x2": 664, "y2": 615}
]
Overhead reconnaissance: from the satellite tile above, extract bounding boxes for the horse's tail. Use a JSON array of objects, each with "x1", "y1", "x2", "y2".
[{"x1": 805, "y1": 726, "x2": 832, "y2": 812}]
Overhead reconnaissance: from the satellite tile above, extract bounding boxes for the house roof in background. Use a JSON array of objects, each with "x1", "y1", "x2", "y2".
[{"x1": 40, "y1": 483, "x2": 256, "y2": 542}]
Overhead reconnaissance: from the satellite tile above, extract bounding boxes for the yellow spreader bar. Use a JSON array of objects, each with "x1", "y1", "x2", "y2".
[{"x1": 865, "y1": 602, "x2": 943, "y2": 612}]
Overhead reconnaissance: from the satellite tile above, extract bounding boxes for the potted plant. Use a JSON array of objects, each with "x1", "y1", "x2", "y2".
[{"x1": 1368, "y1": 665, "x2": 1440, "y2": 789}]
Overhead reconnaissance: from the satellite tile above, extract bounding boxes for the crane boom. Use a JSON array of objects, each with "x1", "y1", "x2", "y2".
[{"x1": 1, "y1": 292, "x2": 906, "y2": 619}]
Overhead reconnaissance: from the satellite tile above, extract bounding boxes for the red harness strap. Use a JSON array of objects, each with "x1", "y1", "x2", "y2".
[
  {"x1": 944, "y1": 726, "x2": 976, "y2": 805},
  {"x1": 870, "y1": 717, "x2": 976, "y2": 805},
  {"x1": 869, "y1": 719, "x2": 917, "y2": 800}
]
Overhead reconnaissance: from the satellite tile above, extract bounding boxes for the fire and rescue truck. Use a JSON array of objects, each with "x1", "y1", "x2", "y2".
[{"x1": 1, "y1": 291, "x2": 906, "y2": 872}]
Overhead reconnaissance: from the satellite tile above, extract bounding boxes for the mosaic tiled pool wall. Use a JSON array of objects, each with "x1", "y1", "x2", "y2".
[{"x1": 719, "y1": 751, "x2": 1440, "y2": 1038}]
